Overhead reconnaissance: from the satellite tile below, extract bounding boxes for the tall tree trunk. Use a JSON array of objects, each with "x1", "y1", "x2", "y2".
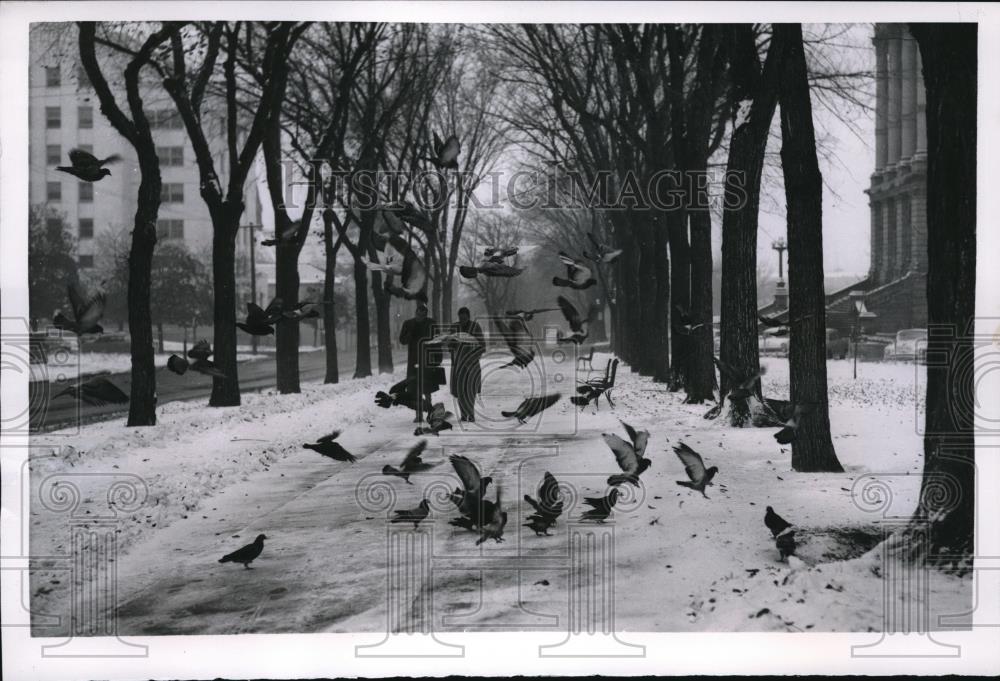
[
  {"x1": 370, "y1": 265, "x2": 394, "y2": 374},
  {"x1": 274, "y1": 241, "x2": 301, "y2": 393},
  {"x1": 776, "y1": 24, "x2": 842, "y2": 473},
  {"x1": 908, "y1": 23, "x2": 976, "y2": 562},
  {"x1": 667, "y1": 219, "x2": 691, "y2": 391},
  {"x1": 210, "y1": 210, "x2": 242, "y2": 407},
  {"x1": 686, "y1": 207, "x2": 715, "y2": 403},
  {"x1": 125, "y1": 170, "x2": 160, "y2": 426},
  {"x1": 653, "y1": 214, "x2": 672, "y2": 383},
  {"x1": 352, "y1": 258, "x2": 372, "y2": 378},
  {"x1": 322, "y1": 210, "x2": 340, "y2": 384},
  {"x1": 719, "y1": 24, "x2": 782, "y2": 425},
  {"x1": 156, "y1": 322, "x2": 164, "y2": 353},
  {"x1": 635, "y1": 216, "x2": 657, "y2": 377}
]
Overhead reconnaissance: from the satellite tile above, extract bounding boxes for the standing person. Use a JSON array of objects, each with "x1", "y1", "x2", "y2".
[
  {"x1": 449, "y1": 307, "x2": 485, "y2": 422},
  {"x1": 399, "y1": 302, "x2": 440, "y2": 423}
]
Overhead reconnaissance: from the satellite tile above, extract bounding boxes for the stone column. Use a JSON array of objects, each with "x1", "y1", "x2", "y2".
[
  {"x1": 883, "y1": 200, "x2": 896, "y2": 280},
  {"x1": 900, "y1": 33, "x2": 918, "y2": 164},
  {"x1": 874, "y1": 27, "x2": 889, "y2": 173},
  {"x1": 915, "y1": 47, "x2": 928, "y2": 160},
  {"x1": 910, "y1": 188, "x2": 928, "y2": 273},
  {"x1": 887, "y1": 27, "x2": 903, "y2": 168},
  {"x1": 869, "y1": 199, "x2": 882, "y2": 282},
  {"x1": 896, "y1": 194, "x2": 910, "y2": 276}
]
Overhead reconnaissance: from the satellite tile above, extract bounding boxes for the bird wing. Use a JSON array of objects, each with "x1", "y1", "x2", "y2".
[
  {"x1": 316, "y1": 430, "x2": 342, "y2": 443},
  {"x1": 602, "y1": 433, "x2": 639, "y2": 474},
  {"x1": 673, "y1": 443, "x2": 706, "y2": 483},
  {"x1": 88, "y1": 377, "x2": 129, "y2": 404},
  {"x1": 449, "y1": 454, "x2": 482, "y2": 494},
  {"x1": 620, "y1": 420, "x2": 650, "y2": 458},
  {"x1": 432, "y1": 131, "x2": 444, "y2": 154},
  {"x1": 191, "y1": 359, "x2": 226, "y2": 378},
  {"x1": 556, "y1": 296, "x2": 582, "y2": 331},
  {"x1": 401, "y1": 250, "x2": 427, "y2": 293},
  {"x1": 587, "y1": 231, "x2": 602, "y2": 250},
  {"x1": 263, "y1": 298, "x2": 284, "y2": 322},
  {"x1": 246, "y1": 302, "x2": 268, "y2": 325},
  {"x1": 441, "y1": 135, "x2": 461, "y2": 164},
  {"x1": 188, "y1": 339, "x2": 213, "y2": 360},
  {"x1": 67, "y1": 283, "x2": 87, "y2": 320},
  {"x1": 76, "y1": 289, "x2": 106, "y2": 330},
  {"x1": 68, "y1": 147, "x2": 100, "y2": 167},
  {"x1": 540, "y1": 472, "x2": 560, "y2": 506},
  {"x1": 402, "y1": 439, "x2": 428, "y2": 468}
]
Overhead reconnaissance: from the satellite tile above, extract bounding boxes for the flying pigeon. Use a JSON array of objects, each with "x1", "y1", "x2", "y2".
[
  {"x1": 303, "y1": 431, "x2": 356, "y2": 462},
  {"x1": 485, "y1": 246, "x2": 518, "y2": 262},
  {"x1": 56, "y1": 147, "x2": 121, "y2": 182},
  {"x1": 773, "y1": 403, "x2": 814, "y2": 444},
  {"x1": 758, "y1": 312, "x2": 813, "y2": 330},
  {"x1": 414, "y1": 403, "x2": 454, "y2": 436},
  {"x1": 713, "y1": 356, "x2": 763, "y2": 401},
  {"x1": 459, "y1": 261, "x2": 523, "y2": 279},
  {"x1": 363, "y1": 242, "x2": 405, "y2": 276},
  {"x1": 53, "y1": 283, "x2": 105, "y2": 335},
  {"x1": 218, "y1": 533, "x2": 267, "y2": 569},
  {"x1": 505, "y1": 308, "x2": 558, "y2": 323},
  {"x1": 500, "y1": 393, "x2": 561, "y2": 424},
  {"x1": 261, "y1": 221, "x2": 299, "y2": 247},
  {"x1": 584, "y1": 232, "x2": 622, "y2": 264},
  {"x1": 384, "y1": 246, "x2": 428, "y2": 302},
  {"x1": 523, "y1": 472, "x2": 563, "y2": 524},
  {"x1": 166, "y1": 354, "x2": 226, "y2": 378},
  {"x1": 55, "y1": 376, "x2": 128, "y2": 406},
  {"x1": 375, "y1": 209, "x2": 408, "y2": 239},
  {"x1": 187, "y1": 339, "x2": 213, "y2": 361},
  {"x1": 375, "y1": 377, "x2": 433, "y2": 413},
  {"x1": 603, "y1": 420, "x2": 651, "y2": 487},
  {"x1": 556, "y1": 295, "x2": 589, "y2": 345},
  {"x1": 449, "y1": 454, "x2": 493, "y2": 524},
  {"x1": 423, "y1": 132, "x2": 461, "y2": 170},
  {"x1": 381, "y1": 201, "x2": 434, "y2": 234},
  {"x1": 494, "y1": 319, "x2": 536, "y2": 370},
  {"x1": 579, "y1": 487, "x2": 620, "y2": 523},
  {"x1": 673, "y1": 442, "x2": 718, "y2": 498},
  {"x1": 552, "y1": 252, "x2": 596, "y2": 290},
  {"x1": 390, "y1": 499, "x2": 431, "y2": 530},
  {"x1": 382, "y1": 440, "x2": 435, "y2": 484},
  {"x1": 237, "y1": 302, "x2": 276, "y2": 336},
  {"x1": 673, "y1": 305, "x2": 705, "y2": 335}
]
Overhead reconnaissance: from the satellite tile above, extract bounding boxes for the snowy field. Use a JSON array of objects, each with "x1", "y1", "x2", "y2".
[
  {"x1": 26, "y1": 349, "x2": 970, "y2": 635},
  {"x1": 30, "y1": 347, "x2": 267, "y2": 383}
]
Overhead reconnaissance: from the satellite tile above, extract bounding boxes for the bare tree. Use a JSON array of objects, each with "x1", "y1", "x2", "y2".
[
  {"x1": 775, "y1": 23, "x2": 843, "y2": 473},
  {"x1": 78, "y1": 21, "x2": 184, "y2": 426},
  {"x1": 161, "y1": 21, "x2": 308, "y2": 406}
]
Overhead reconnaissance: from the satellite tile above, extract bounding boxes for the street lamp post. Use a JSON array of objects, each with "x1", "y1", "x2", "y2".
[
  {"x1": 240, "y1": 223, "x2": 261, "y2": 354},
  {"x1": 772, "y1": 238, "x2": 787, "y2": 283},
  {"x1": 850, "y1": 290, "x2": 877, "y2": 380}
]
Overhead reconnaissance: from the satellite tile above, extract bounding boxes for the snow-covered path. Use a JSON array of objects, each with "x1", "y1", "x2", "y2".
[{"x1": 28, "y1": 352, "x2": 970, "y2": 635}]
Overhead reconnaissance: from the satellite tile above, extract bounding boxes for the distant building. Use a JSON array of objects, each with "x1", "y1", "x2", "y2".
[
  {"x1": 759, "y1": 24, "x2": 927, "y2": 335},
  {"x1": 28, "y1": 28, "x2": 262, "y2": 279}
]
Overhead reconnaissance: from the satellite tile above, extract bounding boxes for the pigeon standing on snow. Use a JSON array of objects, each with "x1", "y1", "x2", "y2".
[
  {"x1": 56, "y1": 147, "x2": 121, "y2": 182},
  {"x1": 476, "y1": 486, "x2": 507, "y2": 545},
  {"x1": 765, "y1": 506, "x2": 797, "y2": 561},
  {"x1": 382, "y1": 440, "x2": 435, "y2": 483},
  {"x1": 218, "y1": 534, "x2": 267, "y2": 569},
  {"x1": 303, "y1": 431, "x2": 356, "y2": 462},
  {"x1": 501, "y1": 393, "x2": 561, "y2": 424},
  {"x1": 603, "y1": 420, "x2": 651, "y2": 487},
  {"x1": 764, "y1": 506, "x2": 792, "y2": 536},
  {"x1": 673, "y1": 442, "x2": 718, "y2": 498},
  {"x1": 390, "y1": 499, "x2": 430, "y2": 530}
]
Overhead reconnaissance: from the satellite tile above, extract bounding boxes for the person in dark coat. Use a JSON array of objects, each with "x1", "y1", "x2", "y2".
[
  {"x1": 399, "y1": 303, "x2": 442, "y2": 423},
  {"x1": 449, "y1": 307, "x2": 485, "y2": 422}
]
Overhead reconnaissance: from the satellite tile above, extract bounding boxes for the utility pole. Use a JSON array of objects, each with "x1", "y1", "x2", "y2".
[{"x1": 772, "y1": 238, "x2": 788, "y2": 282}]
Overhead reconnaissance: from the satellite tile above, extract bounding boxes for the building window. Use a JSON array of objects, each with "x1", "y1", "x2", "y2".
[
  {"x1": 46, "y1": 144, "x2": 61, "y2": 165},
  {"x1": 45, "y1": 66, "x2": 60, "y2": 87},
  {"x1": 79, "y1": 218, "x2": 94, "y2": 239},
  {"x1": 79, "y1": 182, "x2": 93, "y2": 203},
  {"x1": 78, "y1": 144, "x2": 93, "y2": 155},
  {"x1": 160, "y1": 183, "x2": 184, "y2": 203},
  {"x1": 78, "y1": 106, "x2": 93, "y2": 129},
  {"x1": 78, "y1": 254, "x2": 94, "y2": 269},
  {"x1": 156, "y1": 219, "x2": 184, "y2": 240},
  {"x1": 76, "y1": 64, "x2": 91, "y2": 89},
  {"x1": 157, "y1": 146, "x2": 184, "y2": 167},
  {"x1": 46, "y1": 106, "x2": 61, "y2": 129},
  {"x1": 47, "y1": 182, "x2": 62, "y2": 201},
  {"x1": 150, "y1": 109, "x2": 182, "y2": 130}
]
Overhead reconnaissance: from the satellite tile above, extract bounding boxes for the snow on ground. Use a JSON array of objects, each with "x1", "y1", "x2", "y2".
[
  {"x1": 27, "y1": 351, "x2": 970, "y2": 635},
  {"x1": 31, "y1": 350, "x2": 267, "y2": 383}
]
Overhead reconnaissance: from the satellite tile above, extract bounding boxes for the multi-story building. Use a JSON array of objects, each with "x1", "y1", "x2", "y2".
[{"x1": 28, "y1": 28, "x2": 263, "y2": 281}]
